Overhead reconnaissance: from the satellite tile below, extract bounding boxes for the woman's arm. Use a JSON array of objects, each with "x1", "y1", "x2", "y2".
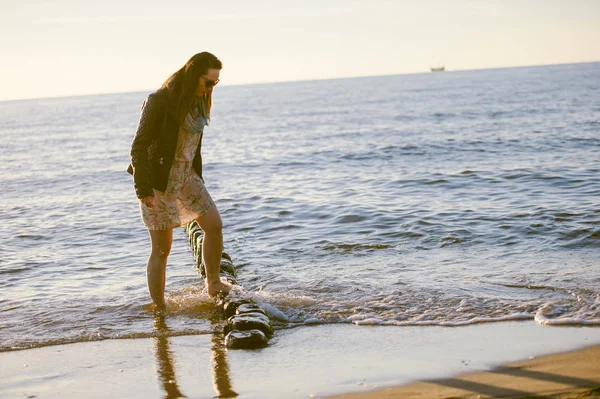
[{"x1": 130, "y1": 92, "x2": 164, "y2": 199}]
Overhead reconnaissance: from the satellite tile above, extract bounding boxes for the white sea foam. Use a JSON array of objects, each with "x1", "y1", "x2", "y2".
[{"x1": 535, "y1": 310, "x2": 600, "y2": 326}]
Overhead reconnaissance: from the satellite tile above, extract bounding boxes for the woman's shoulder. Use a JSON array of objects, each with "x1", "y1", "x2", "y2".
[
  {"x1": 148, "y1": 87, "x2": 169, "y2": 103},
  {"x1": 141, "y1": 88, "x2": 170, "y2": 114}
]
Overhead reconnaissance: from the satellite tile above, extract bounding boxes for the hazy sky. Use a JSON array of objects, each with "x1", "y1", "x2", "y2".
[{"x1": 1, "y1": 0, "x2": 599, "y2": 101}]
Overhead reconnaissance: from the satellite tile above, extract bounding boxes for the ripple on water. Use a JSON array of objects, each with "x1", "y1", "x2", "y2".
[
  {"x1": 334, "y1": 215, "x2": 368, "y2": 223},
  {"x1": 15, "y1": 234, "x2": 51, "y2": 241},
  {"x1": 2, "y1": 63, "x2": 600, "y2": 351}
]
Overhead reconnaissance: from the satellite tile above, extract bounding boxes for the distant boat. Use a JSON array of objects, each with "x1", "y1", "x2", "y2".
[{"x1": 430, "y1": 66, "x2": 445, "y2": 72}]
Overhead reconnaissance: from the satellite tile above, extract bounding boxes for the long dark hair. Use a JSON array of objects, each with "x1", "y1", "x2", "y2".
[{"x1": 161, "y1": 52, "x2": 222, "y2": 124}]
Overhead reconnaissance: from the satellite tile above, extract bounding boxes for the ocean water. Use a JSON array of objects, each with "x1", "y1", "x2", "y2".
[{"x1": 1, "y1": 62, "x2": 599, "y2": 352}]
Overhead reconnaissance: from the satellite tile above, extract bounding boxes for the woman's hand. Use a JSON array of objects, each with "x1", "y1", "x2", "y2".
[{"x1": 141, "y1": 196, "x2": 154, "y2": 209}]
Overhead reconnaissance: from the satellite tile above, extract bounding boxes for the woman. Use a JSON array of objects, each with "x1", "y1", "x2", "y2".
[{"x1": 127, "y1": 52, "x2": 230, "y2": 309}]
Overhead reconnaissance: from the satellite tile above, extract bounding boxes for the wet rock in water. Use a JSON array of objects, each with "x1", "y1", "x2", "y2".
[
  {"x1": 185, "y1": 222, "x2": 236, "y2": 279},
  {"x1": 194, "y1": 236, "x2": 203, "y2": 259},
  {"x1": 219, "y1": 258, "x2": 237, "y2": 277},
  {"x1": 221, "y1": 299, "x2": 254, "y2": 318},
  {"x1": 186, "y1": 222, "x2": 203, "y2": 252},
  {"x1": 225, "y1": 329, "x2": 268, "y2": 349},
  {"x1": 224, "y1": 313, "x2": 274, "y2": 336},
  {"x1": 236, "y1": 303, "x2": 267, "y2": 316},
  {"x1": 185, "y1": 222, "x2": 277, "y2": 349},
  {"x1": 219, "y1": 272, "x2": 237, "y2": 285},
  {"x1": 191, "y1": 229, "x2": 202, "y2": 248},
  {"x1": 230, "y1": 312, "x2": 271, "y2": 324},
  {"x1": 195, "y1": 257, "x2": 233, "y2": 280},
  {"x1": 196, "y1": 261, "x2": 209, "y2": 278}
]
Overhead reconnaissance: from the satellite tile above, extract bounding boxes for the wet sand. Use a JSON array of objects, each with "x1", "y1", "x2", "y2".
[
  {"x1": 327, "y1": 345, "x2": 600, "y2": 399},
  {"x1": 1, "y1": 321, "x2": 599, "y2": 399}
]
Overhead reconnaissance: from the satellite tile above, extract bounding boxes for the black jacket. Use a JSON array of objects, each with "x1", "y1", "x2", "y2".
[{"x1": 126, "y1": 88, "x2": 204, "y2": 198}]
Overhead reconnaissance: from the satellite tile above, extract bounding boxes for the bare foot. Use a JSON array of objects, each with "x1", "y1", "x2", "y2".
[{"x1": 206, "y1": 280, "x2": 231, "y2": 297}]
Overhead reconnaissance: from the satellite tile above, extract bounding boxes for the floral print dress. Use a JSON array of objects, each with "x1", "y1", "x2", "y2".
[{"x1": 139, "y1": 114, "x2": 215, "y2": 231}]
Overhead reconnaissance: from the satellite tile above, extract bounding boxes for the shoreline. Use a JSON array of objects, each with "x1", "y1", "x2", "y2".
[{"x1": 2, "y1": 321, "x2": 600, "y2": 398}]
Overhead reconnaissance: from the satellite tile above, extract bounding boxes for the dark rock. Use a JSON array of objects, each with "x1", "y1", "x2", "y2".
[
  {"x1": 219, "y1": 259, "x2": 236, "y2": 277},
  {"x1": 229, "y1": 312, "x2": 270, "y2": 324},
  {"x1": 195, "y1": 236, "x2": 203, "y2": 254},
  {"x1": 190, "y1": 228, "x2": 202, "y2": 248},
  {"x1": 184, "y1": 222, "x2": 276, "y2": 349},
  {"x1": 197, "y1": 262, "x2": 206, "y2": 278},
  {"x1": 224, "y1": 314, "x2": 274, "y2": 336},
  {"x1": 221, "y1": 299, "x2": 254, "y2": 318},
  {"x1": 186, "y1": 222, "x2": 203, "y2": 248},
  {"x1": 236, "y1": 303, "x2": 267, "y2": 316},
  {"x1": 225, "y1": 329, "x2": 268, "y2": 349}
]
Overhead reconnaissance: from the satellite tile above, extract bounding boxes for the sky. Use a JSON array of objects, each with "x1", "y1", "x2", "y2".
[{"x1": 1, "y1": 0, "x2": 599, "y2": 101}]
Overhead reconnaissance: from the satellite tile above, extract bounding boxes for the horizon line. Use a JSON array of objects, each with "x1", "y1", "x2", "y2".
[{"x1": 1, "y1": 60, "x2": 598, "y2": 103}]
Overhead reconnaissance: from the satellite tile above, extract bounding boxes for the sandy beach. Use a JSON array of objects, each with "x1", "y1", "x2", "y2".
[
  {"x1": 2, "y1": 321, "x2": 599, "y2": 399},
  {"x1": 328, "y1": 344, "x2": 600, "y2": 399},
  {"x1": 3, "y1": 63, "x2": 600, "y2": 398}
]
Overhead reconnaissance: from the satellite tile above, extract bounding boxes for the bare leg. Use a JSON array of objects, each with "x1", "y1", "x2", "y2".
[
  {"x1": 147, "y1": 229, "x2": 173, "y2": 308},
  {"x1": 195, "y1": 206, "x2": 230, "y2": 297}
]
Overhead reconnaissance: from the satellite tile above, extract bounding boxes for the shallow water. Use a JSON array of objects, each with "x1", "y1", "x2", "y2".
[{"x1": 1, "y1": 62, "x2": 599, "y2": 351}]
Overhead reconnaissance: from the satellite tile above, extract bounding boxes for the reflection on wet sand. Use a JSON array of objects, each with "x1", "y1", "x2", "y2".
[
  {"x1": 211, "y1": 330, "x2": 238, "y2": 398},
  {"x1": 211, "y1": 331, "x2": 238, "y2": 398},
  {"x1": 152, "y1": 313, "x2": 238, "y2": 399},
  {"x1": 153, "y1": 315, "x2": 187, "y2": 398}
]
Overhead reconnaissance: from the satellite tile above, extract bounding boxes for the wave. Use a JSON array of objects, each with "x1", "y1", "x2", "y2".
[
  {"x1": 318, "y1": 243, "x2": 390, "y2": 253},
  {"x1": 1, "y1": 329, "x2": 212, "y2": 353},
  {"x1": 3, "y1": 285, "x2": 598, "y2": 352},
  {"x1": 236, "y1": 287, "x2": 600, "y2": 330}
]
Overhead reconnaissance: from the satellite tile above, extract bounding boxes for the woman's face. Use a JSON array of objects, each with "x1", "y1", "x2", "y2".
[{"x1": 195, "y1": 68, "x2": 221, "y2": 95}]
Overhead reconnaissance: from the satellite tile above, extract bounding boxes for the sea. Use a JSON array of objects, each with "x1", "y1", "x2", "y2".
[{"x1": 1, "y1": 62, "x2": 599, "y2": 352}]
